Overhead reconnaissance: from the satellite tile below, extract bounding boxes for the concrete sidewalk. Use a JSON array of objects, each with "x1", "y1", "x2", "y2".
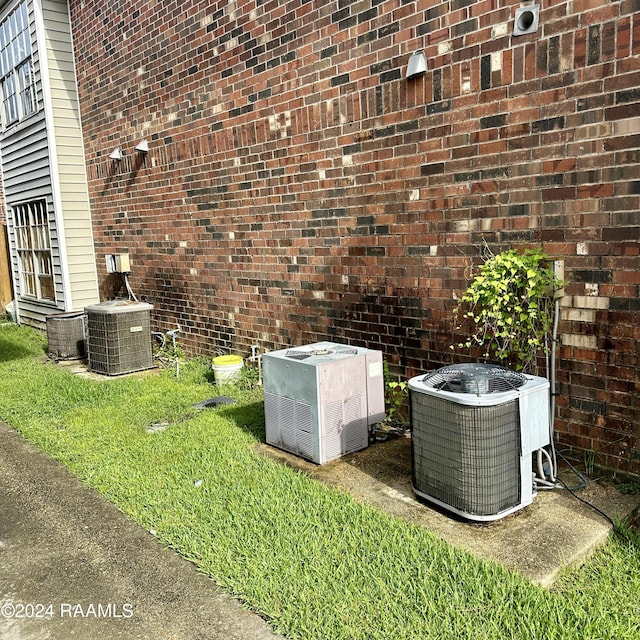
[{"x1": 0, "y1": 422, "x2": 282, "y2": 640}]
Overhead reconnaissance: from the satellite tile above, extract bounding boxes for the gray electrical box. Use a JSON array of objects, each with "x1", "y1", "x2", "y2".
[{"x1": 263, "y1": 341, "x2": 385, "y2": 464}]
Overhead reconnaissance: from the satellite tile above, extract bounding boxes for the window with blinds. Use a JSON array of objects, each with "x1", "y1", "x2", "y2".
[
  {"x1": 0, "y1": 1, "x2": 36, "y2": 127},
  {"x1": 13, "y1": 199, "x2": 54, "y2": 301}
]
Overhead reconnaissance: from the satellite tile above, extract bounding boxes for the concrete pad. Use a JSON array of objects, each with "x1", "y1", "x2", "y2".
[
  {"x1": 0, "y1": 423, "x2": 282, "y2": 640},
  {"x1": 257, "y1": 436, "x2": 639, "y2": 587},
  {"x1": 55, "y1": 359, "x2": 162, "y2": 381}
]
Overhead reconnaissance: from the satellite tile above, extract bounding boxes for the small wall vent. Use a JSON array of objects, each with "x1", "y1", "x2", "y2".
[{"x1": 513, "y1": 4, "x2": 540, "y2": 36}]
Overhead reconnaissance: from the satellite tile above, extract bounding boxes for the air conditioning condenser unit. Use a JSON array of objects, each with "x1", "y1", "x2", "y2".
[
  {"x1": 86, "y1": 300, "x2": 154, "y2": 375},
  {"x1": 263, "y1": 341, "x2": 385, "y2": 464},
  {"x1": 46, "y1": 310, "x2": 86, "y2": 360},
  {"x1": 409, "y1": 364, "x2": 550, "y2": 522}
]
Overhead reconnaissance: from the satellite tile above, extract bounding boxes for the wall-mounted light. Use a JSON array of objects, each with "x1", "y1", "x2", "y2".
[
  {"x1": 134, "y1": 139, "x2": 149, "y2": 153},
  {"x1": 109, "y1": 146, "x2": 123, "y2": 161},
  {"x1": 513, "y1": 4, "x2": 540, "y2": 36},
  {"x1": 406, "y1": 50, "x2": 427, "y2": 79}
]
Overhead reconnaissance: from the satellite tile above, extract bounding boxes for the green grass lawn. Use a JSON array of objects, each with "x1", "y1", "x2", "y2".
[{"x1": 1, "y1": 323, "x2": 639, "y2": 639}]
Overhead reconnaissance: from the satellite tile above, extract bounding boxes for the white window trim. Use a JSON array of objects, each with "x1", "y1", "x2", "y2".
[
  {"x1": 12, "y1": 198, "x2": 55, "y2": 302},
  {"x1": 0, "y1": 0, "x2": 37, "y2": 129}
]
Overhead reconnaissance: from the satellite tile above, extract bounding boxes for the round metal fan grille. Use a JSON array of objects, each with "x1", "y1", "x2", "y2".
[{"x1": 421, "y1": 363, "x2": 527, "y2": 395}]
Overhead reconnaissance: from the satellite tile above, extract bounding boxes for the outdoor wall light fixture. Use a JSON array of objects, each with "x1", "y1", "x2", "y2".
[
  {"x1": 134, "y1": 139, "x2": 149, "y2": 153},
  {"x1": 406, "y1": 50, "x2": 427, "y2": 79},
  {"x1": 513, "y1": 4, "x2": 540, "y2": 36},
  {"x1": 109, "y1": 146, "x2": 123, "y2": 161}
]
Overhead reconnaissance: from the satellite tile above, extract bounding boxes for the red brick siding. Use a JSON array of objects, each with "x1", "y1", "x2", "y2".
[{"x1": 69, "y1": 0, "x2": 640, "y2": 473}]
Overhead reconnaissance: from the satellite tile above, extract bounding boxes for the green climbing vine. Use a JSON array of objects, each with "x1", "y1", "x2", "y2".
[{"x1": 453, "y1": 247, "x2": 563, "y2": 373}]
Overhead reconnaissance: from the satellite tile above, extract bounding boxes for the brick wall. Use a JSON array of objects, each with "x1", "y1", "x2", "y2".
[{"x1": 69, "y1": 0, "x2": 640, "y2": 473}]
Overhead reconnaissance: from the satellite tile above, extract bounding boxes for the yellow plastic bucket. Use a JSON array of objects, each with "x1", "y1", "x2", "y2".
[{"x1": 212, "y1": 355, "x2": 243, "y2": 384}]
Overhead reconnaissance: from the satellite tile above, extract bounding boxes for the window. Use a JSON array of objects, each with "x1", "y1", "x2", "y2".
[
  {"x1": 13, "y1": 200, "x2": 55, "y2": 301},
  {"x1": 0, "y1": 1, "x2": 36, "y2": 127}
]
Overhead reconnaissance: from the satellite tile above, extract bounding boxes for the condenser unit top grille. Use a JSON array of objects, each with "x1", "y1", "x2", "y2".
[
  {"x1": 285, "y1": 345, "x2": 358, "y2": 360},
  {"x1": 420, "y1": 363, "x2": 527, "y2": 396},
  {"x1": 86, "y1": 299, "x2": 153, "y2": 315}
]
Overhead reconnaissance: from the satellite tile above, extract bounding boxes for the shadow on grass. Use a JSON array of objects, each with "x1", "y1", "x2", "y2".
[
  {"x1": 205, "y1": 399, "x2": 267, "y2": 442},
  {"x1": 615, "y1": 509, "x2": 640, "y2": 548},
  {"x1": 0, "y1": 334, "x2": 42, "y2": 362}
]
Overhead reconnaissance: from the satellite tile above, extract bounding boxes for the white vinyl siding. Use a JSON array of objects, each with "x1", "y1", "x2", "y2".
[
  {"x1": 1, "y1": 0, "x2": 98, "y2": 328},
  {"x1": 41, "y1": 0, "x2": 98, "y2": 311},
  {"x1": 0, "y1": 0, "x2": 60, "y2": 326}
]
